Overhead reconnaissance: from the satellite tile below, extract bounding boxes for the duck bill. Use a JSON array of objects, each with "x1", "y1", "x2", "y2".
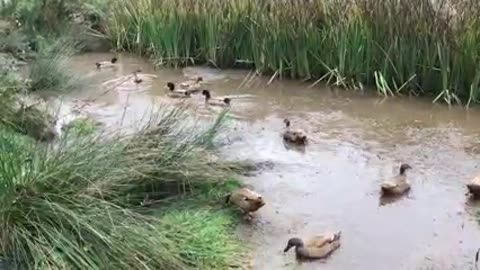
[{"x1": 283, "y1": 245, "x2": 293, "y2": 252}]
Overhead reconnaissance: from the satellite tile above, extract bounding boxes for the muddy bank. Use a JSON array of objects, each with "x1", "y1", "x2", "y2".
[{"x1": 62, "y1": 53, "x2": 480, "y2": 270}]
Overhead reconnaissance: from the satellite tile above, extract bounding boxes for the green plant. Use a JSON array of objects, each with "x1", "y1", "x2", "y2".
[
  {"x1": 28, "y1": 39, "x2": 84, "y2": 92},
  {"x1": 0, "y1": 106, "x2": 246, "y2": 269},
  {"x1": 62, "y1": 117, "x2": 99, "y2": 137},
  {"x1": 107, "y1": 0, "x2": 480, "y2": 105}
]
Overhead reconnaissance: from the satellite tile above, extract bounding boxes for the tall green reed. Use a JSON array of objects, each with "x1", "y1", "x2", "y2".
[{"x1": 108, "y1": 0, "x2": 480, "y2": 105}]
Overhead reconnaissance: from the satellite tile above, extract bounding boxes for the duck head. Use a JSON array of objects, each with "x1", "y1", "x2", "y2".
[
  {"x1": 223, "y1": 98, "x2": 231, "y2": 105},
  {"x1": 284, "y1": 119, "x2": 291, "y2": 128},
  {"x1": 284, "y1": 238, "x2": 304, "y2": 252},
  {"x1": 202, "y1": 89, "x2": 211, "y2": 100},
  {"x1": 399, "y1": 163, "x2": 412, "y2": 175},
  {"x1": 95, "y1": 62, "x2": 101, "y2": 69},
  {"x1": 111, "y1": 57, "x2": 118, "y2": 64},
  {"x1": 245, "y1": 194, "x2": 265, "y2": 208},
  {"x1": 167, "y1": 82, "x2": 175, "y2": 91},
  {"x1": 196, "y1": 76, "x2": 204, "y2": 82}
]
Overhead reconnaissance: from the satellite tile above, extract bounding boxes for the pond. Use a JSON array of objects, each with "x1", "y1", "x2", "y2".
[{"x1": 63, "y1": 53, "x2": 480, "y2": 270}]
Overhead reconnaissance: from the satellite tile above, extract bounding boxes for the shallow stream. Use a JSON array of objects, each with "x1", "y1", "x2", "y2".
[{"x1": 63, "y1": 53, "x2": 480, "y2": 270}]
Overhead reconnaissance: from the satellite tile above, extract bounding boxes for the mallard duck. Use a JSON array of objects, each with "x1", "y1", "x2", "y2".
[
  {"x1": 202, "y1": 90, "x2": 231, "y2": 107},
  {"x1": 95, "y1": 57, "x2": 118, "y2": 69},
  {"x1": 283, "y1": 119, "x2": 307, "y2": 145},
  {"x1": 467, "y1": 175, "x2": 480, "y2": 198},
  {"x1": 166, "y1": 82, "x2": 195, "y2": 95},
  {"x1": 284, "y1": 231, "x2": 342, "y2": 260},
  {"x1": 225, "y1": 187, "x2": 265, "y2": 219},
  {"x1": 381, "y1": 163, "x2": 412, "y2": 196},
  {"x1": 167, "y1": 90, "x2": 191, "y2": 99},
  {"x1": 180, "y1": 76, "x2": 203, "y2": 93}
]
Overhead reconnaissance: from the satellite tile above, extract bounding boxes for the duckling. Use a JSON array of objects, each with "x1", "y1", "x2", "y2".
[
  {"x1": 282, "y1": 119, "x2": 307, "y2": 145},
  {"x1": 284, "y1": 231, "x2": 342, "y2": 260},
  {"x1": 202, "y1": 90, "x2": 231, "y2": 107},
  {"x1": 225, "y1": 187, "x2": 265, "y2": 220},
  {"x1": 381, "y1": 163, "x2": 412, "y2": 196},
  {"x1": 95, "y1": 57, "x2": 118, "y2": 69},
  {"x1": 467, "y1": 175, "x2": 480, "y2": 198},
  {"x1": 180, "y1": 76, "x2": 203, "y2": 93}
]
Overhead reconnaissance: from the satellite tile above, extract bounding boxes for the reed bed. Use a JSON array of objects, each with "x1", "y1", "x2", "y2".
[{"x1": 107, "y1": 0, "x2": 480, "y2": 105}]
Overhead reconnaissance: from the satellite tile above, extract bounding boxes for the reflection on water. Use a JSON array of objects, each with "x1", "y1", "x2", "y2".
[{"x1": 62, "y1": 53, "x2": 480, "y2": 270}]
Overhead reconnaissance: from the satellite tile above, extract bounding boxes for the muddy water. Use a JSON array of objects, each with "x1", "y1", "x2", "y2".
[{"x1": 65, "y1": 53, "x2": 480, "y2": 270}]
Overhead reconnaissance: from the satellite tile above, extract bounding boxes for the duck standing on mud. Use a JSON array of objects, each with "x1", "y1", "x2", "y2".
[
  {"x1": 202, "y1": 89, "x2": 231, "y2": 107},
  {"x1": 381, "y1": 163, "x2": 412, "y2": 196},
  {"x1": 282, "y1": 119, "x2": 307, "y2": 145},
  {"x1": 225, "y1": 187, "x2": 265, "y2": 220},
  {"x1": 284, "y1": 231, "x2": 342, "y2": 260},
  {"x1": 95, "y1": 57, "x2": 118, "y2": 69}
]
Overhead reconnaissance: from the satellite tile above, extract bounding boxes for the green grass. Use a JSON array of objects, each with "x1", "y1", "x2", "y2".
[
  {"x1": 161, "y1": 209, "x2": 246, "y2": 270},
  {"x1": 28, "y1": 38, "x2": 85, "y2": 93},
  {"x1": 107, "y1": 0, "x2": 480, "y2": 105},
  {"x1": 62, "y1": 117, "x2": 99, "y2": 137},
  {"x1": 0, "y1": 106, "x2": 248, "y2": 269}
]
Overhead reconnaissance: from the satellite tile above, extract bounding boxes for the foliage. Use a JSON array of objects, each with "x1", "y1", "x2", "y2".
[
  {"x1": 0, "y1": 106, "x2": 246, "y2": 269},
  {"x1": 107, "y1": 0, "x2": 480, "y2": 105}
]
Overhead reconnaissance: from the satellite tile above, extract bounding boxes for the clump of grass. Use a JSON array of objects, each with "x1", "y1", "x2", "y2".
[
  {"x1": 107, "y1": 0, "x2": 480, "y2": 105},
  {"x1": 28, "y1": 38, "x2": 85, "y2": 93},
  {"x1": 0, "y1": 71, "x2": 57, "y2": 141},
  {"x1": 161, "y1": 209, "x2": 247, "y2": 270},
  {"x1": 62, "y1": 117, "x2": 99, "y2": 137},
  {"x1": 0, "y1": 105, "x2": 247, "y2": 269}
]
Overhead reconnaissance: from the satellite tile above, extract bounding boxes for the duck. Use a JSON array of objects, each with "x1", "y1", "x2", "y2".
[
  {"x1": 167, "y1": 90, "x2": 191, "y2": 99},
  {"x1": 381, "y1": 163, "x2": 412, "y2": 196},
  {"x1": 284, "y1": 231, "x2": 342, "y2": 260},
  {"x1": 282, "y1": 119, "x2": 307, "y2": 145},
  {"x1": 467, "y1": 175, "x2": 480, "y2": 198},
  {"x1": 95, "y1": 57, "x2": 118, "y2": 69},
  {"x1": 180, "y1": 76, "x2": 203, "y2": 93},
  {"x1": 133, "y1": 71, "x2": 143, "y2": 84},
  {"x1": 166, "y1": 82, "x2": 196, "y2": 95},
  {"x1": 225, "y1": 187, "x2": 265, "y2": 220},
  {"x1": 202, "y1": 90, "x2": 231, "y2": 107}
]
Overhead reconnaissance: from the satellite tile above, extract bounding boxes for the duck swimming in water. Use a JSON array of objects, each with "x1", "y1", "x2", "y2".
[
  {"x1": 133, "y1": 71, "x2": 143, "y2": 84},
  {"x1": 179, "y1": 76, "x2": 203, "y2": 93},
  {"x1": 95, "y1": 57, "x2": 118, "y2": 69},
  {"x1": 202, "y1": 90, "x2": 231, "y2": 107},
  {"x1": 381, "y1": 163, "x2": 412, "y2": 196},
  {"x1": 284, "y1": 231, "x2": 342, "y2": 260},
  {"x1": 282, "y1": 119, "x2": 307, "y2": 145}
]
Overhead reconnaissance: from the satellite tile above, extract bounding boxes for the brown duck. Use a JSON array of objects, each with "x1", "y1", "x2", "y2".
[
  {"x1": 381, "y1": 163, "x2": 412, "y2": 196},
  {"x1": 282, "y1": 119, "x2": 307, "y2": 145},
  {"x1": 225, "y1": 188, "x2": 265, "y2": 219},
  {"x1": 284, "y1": 231, "x2": 341, "y2": 260}
]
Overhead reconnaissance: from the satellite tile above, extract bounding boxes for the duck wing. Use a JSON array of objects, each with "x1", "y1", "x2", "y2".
[
  {"x1": 381, "y1": 180, "x2": 398, "y2": 189},
  {"x1": 306, "y1": 231, "x2": 341, "y2": 248}
]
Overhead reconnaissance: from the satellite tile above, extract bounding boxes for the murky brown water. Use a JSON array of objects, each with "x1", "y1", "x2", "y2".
[{"x1": 64, "y1": 53, "x2": 480, "y2": 270}]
